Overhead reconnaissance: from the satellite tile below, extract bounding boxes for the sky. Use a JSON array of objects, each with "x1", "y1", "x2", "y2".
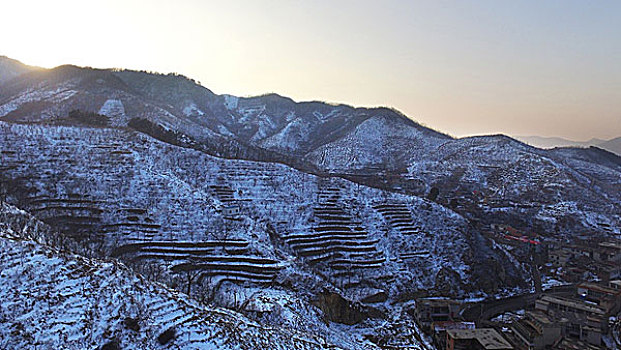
[{"x1": 1, "y1": 0, "x2": 619, "y2": 140}]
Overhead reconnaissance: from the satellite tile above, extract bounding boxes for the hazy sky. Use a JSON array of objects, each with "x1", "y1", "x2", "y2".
[{"x1": 2, "y1": 0, "x2": 620, "y2": 140}]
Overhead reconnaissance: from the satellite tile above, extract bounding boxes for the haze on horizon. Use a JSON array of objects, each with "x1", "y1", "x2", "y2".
[{"x1": 2, "y1": 0, "x2": 619, "y2": 141}]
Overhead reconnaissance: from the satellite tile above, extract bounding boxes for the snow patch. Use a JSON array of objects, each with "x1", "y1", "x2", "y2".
[
  {"x1": 223, "y1": 95, "x2": 239, "y2": 110},
  {"x1": 182, "y1": 102, "x2": 205, "y2": 117},
  {"x1": 98, "y1": 99, "x2": 126, "y2": 118}
]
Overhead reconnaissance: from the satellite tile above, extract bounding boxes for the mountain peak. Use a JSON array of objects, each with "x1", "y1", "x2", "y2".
[{"x1": 0, "y1": 55, "x2": 39, "y2": 84}]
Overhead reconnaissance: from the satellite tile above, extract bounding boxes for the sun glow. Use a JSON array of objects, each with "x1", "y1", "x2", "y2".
[{"x1": 2, "y1": 0, "x2": 620, "y2": 140}]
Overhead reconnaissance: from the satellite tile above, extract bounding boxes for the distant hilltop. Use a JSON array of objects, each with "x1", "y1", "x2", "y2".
[{"x1": 515, "y1": 135, "x2": 621, "y2": 156}]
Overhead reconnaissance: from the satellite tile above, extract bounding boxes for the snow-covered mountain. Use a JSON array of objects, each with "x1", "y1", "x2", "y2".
[
  {"x1": 516, "y1": 135, "x2": 621, "y2": 156},
  {"x1": 0, "y1": 121, "x2": 527, "y2": 349},
  {"x1": 0, "y1": 57, "x2": 620, "y2": 349},
  {"x1": 1, "y1": 56, "x2": 618, "y2": 266},
  {"x1": 1, "y1": 60, "x2": 618, "y2": 224}
]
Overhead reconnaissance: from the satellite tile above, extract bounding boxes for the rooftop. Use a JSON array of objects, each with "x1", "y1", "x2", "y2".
[
  {"x1": 538, "y1": 296, "x2": 606, "y2": 315},
  {"x1": 525, "y1": 310, "x2": 555, "y2": 325},
  {"x1": 598, "y1": 241, "x2": 621, "y2": 250},
  {"x1": 432, "y1": 321, "x2": 475, "y2": 332},
  {"x1": 577, "y1": 282, "x2": 621, "y2": 296},
  {"x1": 554, "y1": 337, "x2": 602, "y2": 350},
  {"x1": 447, "y1": 328, "x2": 513, "y2": 349},
  {"x1": 417, "y1": 297, "x2": 461, "y2": 306}
]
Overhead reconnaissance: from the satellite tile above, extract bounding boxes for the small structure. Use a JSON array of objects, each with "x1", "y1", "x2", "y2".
[
  {"x1": 608, "y1": 279, "x2": 621, "y2": 290},
  {"x1": 222, "y1": 204, "x2": 240, "y2": 218},
  {"x1": 431, "y1": 321, "x2": 475, "y2": 350},
  {"x1": 551, "y1": 337, "x2": 603, "y2": 350},
  {"x1": 446, "y1": 328, "x2": 513, "y2": 350},
  {"x1": 594, "y1": 260, "x2": 621, "y2": 282},
  {"x1": 415, "y1": 298, "x2": 461, "y2": 328},
  {"x1": 548, "y1": 249, "x2": 572, "y2": 267},
  {"x1": 594, "y1": 241, "x2": 621, "y2": 263}
]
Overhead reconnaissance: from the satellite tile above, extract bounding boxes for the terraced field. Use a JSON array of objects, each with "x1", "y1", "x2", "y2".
[
  {"x1": 113, "y1": 240, "x2": 286, "y2": 288},
  {"x1": 0, "y1": 224, "x2": 340, "y2": 350},
  {"x1": 374, "y1": 202, "x2": 420, "y2": 235}
]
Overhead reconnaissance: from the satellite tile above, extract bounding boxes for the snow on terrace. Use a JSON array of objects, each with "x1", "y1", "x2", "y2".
[
  {"x1": 223, "y1": 94, "x2": 238, "y2": 110},
  {"x1": 0, "y1": 85, "x2": 77, "y2": 117},
  {"x1": 98, "y1": 99, "x2": 127, "y2": 127},
  {"x1": 1, "y1": 121, "x2": 476, "y2": 293},
  {"x1": 98, "y1": 99, "x2": 126, "y2": 117},
  {"x1": 0, "y1": 121, "x2": 484, "y2": 298},
  {"x1": 182, "y1": 102, "x2": 205, "y2": 117},
  {"x1": 0, "y1": 229, "x2": 339, "y2": 350},
  {"x1": 0, "y1": 120, "x2": 502, "y2": 348}
]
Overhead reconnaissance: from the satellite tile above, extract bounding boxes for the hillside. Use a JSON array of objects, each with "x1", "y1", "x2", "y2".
[
  {"x1": 0, "y1": 55, "x2": 39, "y2": 85},
  {"x1": 0, "y1": 57, "x2": 619, "y2": 349},
  {"x1": 599, "y1": 137, "x2": 621, "y2": 156},
  {"x1": 515, "y1": 135, "x2": 606, "y2": 149},
  {"x1": 1, "y1": 62, "x2": 618, "y2": 229},
  {"x1": 0, "y1": 202, "x2": 345, "y2": 350},
  {"x1": 516, "y1": 135, "x2": 621, "y2": 157},
  {"x1": 516, "y1": 136, "x2": 621, "y2": 156},
  {"x1": 1, "y1": 120, "x2": 531, "y2": 349}
]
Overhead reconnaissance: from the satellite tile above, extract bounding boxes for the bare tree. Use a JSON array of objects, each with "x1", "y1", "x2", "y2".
[{"x1": 183, "y1": 269, "x2": 201, "y2": 296}]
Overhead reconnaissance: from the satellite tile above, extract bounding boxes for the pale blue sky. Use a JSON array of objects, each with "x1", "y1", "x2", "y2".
[{"x1": 2, "y1": 0, "x2": 619, "y2": 139}]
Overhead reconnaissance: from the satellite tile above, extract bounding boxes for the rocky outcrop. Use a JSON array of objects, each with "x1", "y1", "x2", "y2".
[{"x1": 313, "y1": 290, "x2": 369, "y2": 325}]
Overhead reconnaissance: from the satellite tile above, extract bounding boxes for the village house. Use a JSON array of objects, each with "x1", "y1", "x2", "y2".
[
  {"x1": 593, "y1": 241, "x2": 621, "y2": 263},
  {"x1": 577, "y1": 282, "x2": 621, "y2": 313},
  {"x1": 550, "y1": 337, "x2": 603, "y2": 350},
  {"x1": 548, "y1": 239, "x2": 621, "y2": 264},
  {"x1": 510, "y1": 311, "x2": 561, "y2": 350},
  {"x1": 431, "y1": 321, "x2": 475, "y2": 350},
  {"x1": 414, "y1": 298, "x2": 461, "y2": 329},
  {"x1": 608, "y1": 279, "x2": 621, "y2": 290},
  {"x1": 534, "y1": 295, "x2": 609, "y2": 346},
  {"x1": 548, "y1": 249, "x2": 572, "y2": 267}
]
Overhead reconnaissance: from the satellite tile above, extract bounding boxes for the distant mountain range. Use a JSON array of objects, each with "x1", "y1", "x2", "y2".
[{"x1": 516, "y1": 135, "x2": 621, "y2": 156}]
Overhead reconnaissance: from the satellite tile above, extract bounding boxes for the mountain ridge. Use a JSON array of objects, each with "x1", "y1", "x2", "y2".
[
  {"x1": 515, "y1": 135, "x2": 621, "y2": 156},
  {"x1": 0, "y1": 55, "x2": 42, "y2": 84},
  {"x1": 1, "y1": 58, "x2": 619, "y2": 238}
]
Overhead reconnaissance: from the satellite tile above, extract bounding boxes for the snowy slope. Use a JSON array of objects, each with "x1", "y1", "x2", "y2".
[
  {"x1": 305, "y1": 114, "x2": 446, "y2": 171},
  {"x1": 0, "y1": 121, "x2": 496, "y2": 295},
  {"x1": 0, "y1": 203, "x2": 343, "y2": 350},
  {"x1": 0, "y1": 57, "x2": 618, "y2": 349},
  {"x1": 0, "y1": 120, "x2": 534, "y2": 348},
  {"x1": 402, "y1": 135, "x2": 621, "y2": 235}
]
